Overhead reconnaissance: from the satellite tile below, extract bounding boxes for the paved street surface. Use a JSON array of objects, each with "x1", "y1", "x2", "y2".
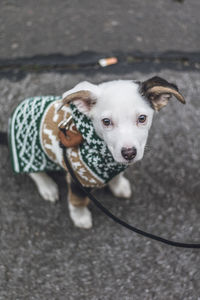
[
  {"x1": 0, "y1": 0, "x2": 200, "y2": 299},
  {"x1": 0, "y1": 0, "x2": 200, "y2": 58},
  {"x1": 0, "y1": 70, "x2": 200, "y2": 300}
]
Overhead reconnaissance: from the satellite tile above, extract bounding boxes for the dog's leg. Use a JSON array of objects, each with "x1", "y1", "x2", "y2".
[
  {"x1": 108, "y1": 173, "x2": 132, "y2": 198},
  {"x1": 67, "y1": 174, "x2": 92, "y2": 229},
  {"x1": 29, "y1": 172, "x2": 59, "y2": 203}
]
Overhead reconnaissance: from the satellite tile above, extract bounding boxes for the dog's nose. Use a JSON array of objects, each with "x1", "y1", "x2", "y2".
[{"x1": 121, "y1": 147, "x2": 137, "y2": 161}]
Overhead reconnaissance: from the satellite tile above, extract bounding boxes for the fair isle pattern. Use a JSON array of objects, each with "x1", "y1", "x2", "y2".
[
  {"x1": 9, "y1": 96, "x2": 62, "y2": 173},
  {"x1": 70, "y1": 103, "x2": 127, "y2": 183},
  {"x1": 40, "y1": 100, "x2": 104, "y2": 187},
  {"x1": 9, "y1": 96, "x2": 127, "y2": 187},
  {"x1": 65, "y1": 147, "x2": 104, "y2": 187}
]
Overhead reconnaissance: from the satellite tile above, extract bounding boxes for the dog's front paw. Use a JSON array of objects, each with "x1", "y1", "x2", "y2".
[
  {"x1": 109, "y1": 176, "x2": 132, "y2": 198},
  {"x1": 68, "y1": 203, "x2": 92, "y2": 229},
  {"x1": 38, "y1": 180, "x2": 59, "y2": 203}
]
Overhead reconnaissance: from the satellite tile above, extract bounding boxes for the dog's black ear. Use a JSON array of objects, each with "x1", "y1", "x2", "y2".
[
  {"x1": 60, "y1": 90, "x2": 97, "y2": 114},
  {"x1": 140, "y1": 76, "x2": 185, "y2": 111}
]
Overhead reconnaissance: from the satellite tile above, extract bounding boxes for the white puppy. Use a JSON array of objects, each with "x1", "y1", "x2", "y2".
[{"x1": 10, "y1": 77, "x2": 185, "y2": 228}]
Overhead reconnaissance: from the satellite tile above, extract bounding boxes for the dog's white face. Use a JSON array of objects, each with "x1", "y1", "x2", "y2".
[
  {"x1": 89, "y1": 81, "x2": 154, "y2": 164},
  {"x1": 62, "y1": 78, "x2": 185, "y2": 164}
]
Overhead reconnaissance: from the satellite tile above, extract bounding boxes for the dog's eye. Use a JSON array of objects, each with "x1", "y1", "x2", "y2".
[
  {"x1": 138, "y1": 115, "x2": 147, "y2": 124},
  {"x1": 102, "y1": 118, "x2": 112, "y2": 126}
]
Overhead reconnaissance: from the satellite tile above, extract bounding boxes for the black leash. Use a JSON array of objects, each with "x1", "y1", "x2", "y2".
[
  {"x1": 1, "y1": 129, "x2": 200, "y2": 248},
  {"x1": 62, "y1": 147, "x2": 200, "y2": 249}
]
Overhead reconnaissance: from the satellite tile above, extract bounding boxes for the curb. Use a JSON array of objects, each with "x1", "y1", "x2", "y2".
[{"x1": 0, "y1": 50, "x2": 200, "y2": 79}]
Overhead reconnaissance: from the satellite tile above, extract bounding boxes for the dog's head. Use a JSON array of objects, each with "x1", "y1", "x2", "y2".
[{"x1": 61, "y1": 77, "x2": 185, "y2": 164}]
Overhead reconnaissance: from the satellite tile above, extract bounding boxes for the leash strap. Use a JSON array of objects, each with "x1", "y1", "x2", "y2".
[
  {"x1": 62, "y1": 147, "x2": 200, "y2": 249},
  {"x1": 1, "y1": 129, "x2": 199, "y2": 249}
]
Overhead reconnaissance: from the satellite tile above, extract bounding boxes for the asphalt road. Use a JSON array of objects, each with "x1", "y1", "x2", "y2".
[
  {"x1": 0, "y1": 0, "x2": 200, "y2": 58},
  {"x1": 0, "y1": 69, "x2": 200, "y2": 300},
  {"x1": 1, "y1": 0, "x2": 200, "y2": 299}
]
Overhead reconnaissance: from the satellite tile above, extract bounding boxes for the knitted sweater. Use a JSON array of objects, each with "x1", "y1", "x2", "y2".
[{"x1": 9, "y1": 96, "x2": 127, "y2": 187}]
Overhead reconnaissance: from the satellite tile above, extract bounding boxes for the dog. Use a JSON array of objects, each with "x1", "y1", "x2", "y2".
[{"x1": 9, "y1": 76, "x2": 185, "y2": 229}]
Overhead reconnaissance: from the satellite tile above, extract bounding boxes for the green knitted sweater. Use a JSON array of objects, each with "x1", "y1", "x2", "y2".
[{"x1": 9, "y1": 96, "x2": 127, "y2": 185}]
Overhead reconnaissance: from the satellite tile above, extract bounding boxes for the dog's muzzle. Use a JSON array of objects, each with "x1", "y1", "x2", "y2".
[{"x1": 121, "y1": 147, "x2": 137, "y2": 161}]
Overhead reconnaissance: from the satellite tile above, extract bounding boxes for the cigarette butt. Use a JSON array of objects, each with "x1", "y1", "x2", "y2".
[{"x1": 99, "y1": 57, "x2": 118, "y2": 67}]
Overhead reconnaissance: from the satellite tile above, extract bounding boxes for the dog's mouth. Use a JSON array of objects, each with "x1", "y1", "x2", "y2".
[
  {"x1": 113, "y1": 157, "x2": 136, "y2": 165},
  {"x1": 122, "y1": 159, "x2": 136, "y2": 165},
  {"x1": 113, "y1": 152, "x2": 144, "y2": 165}
]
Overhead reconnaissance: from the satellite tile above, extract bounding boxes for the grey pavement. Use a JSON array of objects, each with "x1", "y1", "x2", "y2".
[
  {"x1": 0, "y1": 70, "x2": 200, "y2": 300},
  {"x1": 1, "y1": 0, "x2": 200, "y2": 299},
  {"x1": 0, "y1": 0, "x2": 200, "y2": 59}
]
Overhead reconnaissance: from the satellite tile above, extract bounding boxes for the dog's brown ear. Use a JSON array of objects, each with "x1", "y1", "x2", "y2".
[
  {"x1": 140, "y1": 76, "x2": 185, "y2": 111},
  {"x1": 60, "y1": 90, "x2": 96, "y2": 114}
]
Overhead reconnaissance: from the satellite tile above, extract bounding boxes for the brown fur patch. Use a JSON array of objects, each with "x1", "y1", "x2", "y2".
[
  {"x1": 67, "y1": 174, "x2": 90, "y2": 207},
  {"x1": 61, "y1": 90, "x2": 93, "y2": 106},
  {"x1": 147, "y1": 86, "x2": 185, "y2": 104},
  {"x1": 140, "y1": 76, "x2": 185, "y2": 111}
]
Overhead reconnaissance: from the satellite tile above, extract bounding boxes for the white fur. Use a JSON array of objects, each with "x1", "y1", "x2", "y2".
[
  {"x1": 30, "y1": 80, "x2": 155, "y2": 228},
  {"x1": 29, "y1": 172, "x2": 59, "y2": 203},
  {"x1": 65, "y1": 80, "x2": 154, "y2": 164},
  {"x1": 108, "y1": 173, "x2": 132, "y2": 198},
  {"x1": 68, "y1": 203, "x2": 92, "y2": 229}
]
